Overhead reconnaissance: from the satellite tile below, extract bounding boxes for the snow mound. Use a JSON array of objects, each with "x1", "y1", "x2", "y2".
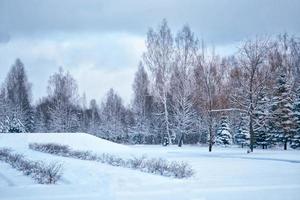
[{"x1": 0, "y1": 133, "x2": 130, "y2": 154}]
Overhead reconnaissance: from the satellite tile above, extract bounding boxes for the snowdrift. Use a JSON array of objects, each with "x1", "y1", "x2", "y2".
[{"x1": 0, "y1": 132, "x2": 130, "y2": 154}]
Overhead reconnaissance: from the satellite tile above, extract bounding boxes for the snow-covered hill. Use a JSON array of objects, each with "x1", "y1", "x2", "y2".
[{"x1": 1, "y1": 133, "x2": 300, "y2": 200}]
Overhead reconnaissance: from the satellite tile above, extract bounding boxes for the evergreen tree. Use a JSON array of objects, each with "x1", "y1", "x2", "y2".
[
  {"x1": 291, "y1": 85, "x2": 300, "y2": 149},
  {"x1": 254, "y1": 96, "x2": 270, "y2": 149},
  {"x1": 4, "y1": 59, "x2": 34, "y2": 132},
  {"x1": 216, "y1": 116, "x2": 232, "y2": 146},
  {"x1": 269, "y1": 71, "x2": 295, "y2": 150},
  {"x1": 234, "y1": 116, "x2": 249, "y2": 148},
  {"x1": 8, "y1": 115, "x2": 26, "y2": 133},
  {"x1": 131, "y1": 63, "x2": 151, "y2": 143}
]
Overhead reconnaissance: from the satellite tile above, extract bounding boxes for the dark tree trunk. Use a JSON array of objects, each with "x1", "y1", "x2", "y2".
[
  {"x1": 284, "y1": 140, "x2": 287, "y2": 150},
  {"x1": 249, "y1": 115, "x2": 254, "y2": 152},
  {"x1": 208, "y1": 119, "x2": 213, "y2": 152},
  {"x1": 178, "y1": 132, "x2": 184, "y2": 147}
]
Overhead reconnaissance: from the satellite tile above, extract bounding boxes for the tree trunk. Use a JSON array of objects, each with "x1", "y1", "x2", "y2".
[
  {"x1": 178, "y1": 132, "x2": 184, "y2": 147},
  {"x1": 284, "y1": 140, "x2": 287, "y2": 150},
  {"x1": 163, "y1": 92, "x2": 172, "y2": 145},
  {"x1": 208, "y1": 117, "x2": 213, "y2": 152},
  {"x1": 249, "y1": 115, "x2": 254, "y2": 152}
]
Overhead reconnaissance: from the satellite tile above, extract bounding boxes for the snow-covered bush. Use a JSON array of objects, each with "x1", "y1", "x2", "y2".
[
  {"x1": 29, "y1": 143, "x2": 70, "y2": 155},
  {"x1": 29, "y1": 143, "x2": 195, "y2": 178},
  {"x1": 0, "y1": 148, "x2": 63, "y2": 184},
  {"x1": 127, "y1": 155, "x2": 147, "y2": 169}
]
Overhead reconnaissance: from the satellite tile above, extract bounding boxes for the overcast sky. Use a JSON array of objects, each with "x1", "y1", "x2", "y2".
[{"x1": 0, "y1": 0, "x2": 299, "y2": 104}]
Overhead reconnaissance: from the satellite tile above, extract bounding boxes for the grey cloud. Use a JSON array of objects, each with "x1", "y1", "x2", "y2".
[{"x1": 0, "y1": 0, "x2": 299, "y2": 45}]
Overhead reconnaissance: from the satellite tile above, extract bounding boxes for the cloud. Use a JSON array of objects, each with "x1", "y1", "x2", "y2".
[
  {"x1": 1, "y1": 0, "x2": 299, "y2": 44},
  {"x1": 0, "y1": 32, "x2": 145, "y2": 104}
]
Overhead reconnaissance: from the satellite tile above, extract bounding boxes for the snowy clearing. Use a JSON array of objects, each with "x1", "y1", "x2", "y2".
[{"x1": 1, "y1": 133, "x2": 300, "y2": 200}]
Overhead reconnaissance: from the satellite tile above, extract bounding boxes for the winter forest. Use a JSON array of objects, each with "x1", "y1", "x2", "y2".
[{"x1": 1, "y1": 20, "x2": 300, "y2": 152}]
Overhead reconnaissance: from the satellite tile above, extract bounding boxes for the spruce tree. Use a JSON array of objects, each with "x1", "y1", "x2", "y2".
[
  {"x1": 269, "y1": 71, "x2": 295, "y2": 150},
  {"x1": 234, "y1": 115, "x2": 249, "y2": 148},
  {"x1": 254, "y1": 96, "x2": 270, "y2": 149},
  {"x1": 216, "y1": 116, "x2": 232, "y2": 146},
  {"x1": 291, "y1": 85, "x2": 300, "y2": 149}
]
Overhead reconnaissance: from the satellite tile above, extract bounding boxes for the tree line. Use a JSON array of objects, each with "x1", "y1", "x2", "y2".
[{"x1": 1, "y1": 20, "x2": 300, "y2": 152}]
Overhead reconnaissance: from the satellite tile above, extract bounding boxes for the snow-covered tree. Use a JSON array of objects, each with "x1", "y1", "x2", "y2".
[
  {"x1": 4, "y1": 59, "x2": 34, "y2": 132},
  {"x1": 234, "y1": 116, "x2": 249, "y2": 148},
  {"x1": 86, "y1": 99, "x2": 101, "y2": 135},
  {"x1": 131, "y1": 62, "x2": 151, "y2": 143},
  {"x1": 216, "y1": 116, "x2": 232, "y2": 146},
  {"x1": 269, "y1": 71, "x2": 295, "y2": 150},
  {"x1": 254, "y1": 95, "x2": 270, "y2": 149},
  {"x1": 100, "y1": 88, "x2": 128, "y2": 142},
  {"x1": 0, "y1": 116, "x2": 9, "y2": 133},
  {"x1": 143, "y1": 19, "x2": 174, "y2": 145},
  {"x1": 47, "y1": 67, "x2": 80, "y2": 132},
  {"x1": 8, "y1": 115, "x2": 26, "y2": 133},
  {"x1": 171, "y1": 25, "x2": 198, "y2": 147},
  {"x1": 231, "y1": 38, "x2": 271, "y2": 152},
  {"x1": 291, "y1": 85, "x2": 300, "y2": 149}
]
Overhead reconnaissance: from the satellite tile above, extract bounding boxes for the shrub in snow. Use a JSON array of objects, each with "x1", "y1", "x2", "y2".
[
  {"x1": 29, "y1": 143, "x2": 195, "y2": 179},
  {"x1": 0, "y1": 148, "x2": 63, "y2": 184},
  {"x1": 127, "y1": 156, "x2": 147, "y2": 169}
]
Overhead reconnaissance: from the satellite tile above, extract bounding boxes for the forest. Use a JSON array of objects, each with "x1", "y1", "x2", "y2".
[{"x1": 1, "y1": 20, "x2": 300, "y2": 152}]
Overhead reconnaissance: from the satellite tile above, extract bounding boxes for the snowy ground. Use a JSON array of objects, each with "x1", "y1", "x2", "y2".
[{"x1": 0, "y1": 133, "x2": 300, "y2": 200}]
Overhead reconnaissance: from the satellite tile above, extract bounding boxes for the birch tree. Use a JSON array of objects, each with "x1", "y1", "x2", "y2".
[
  {"x1": 171, "y1": 25, "x2": 198, "y2": 147},
  {"x1": 194, "y1": 46, "x2": 223, "y2": 152},
  {"x1": 143, "y1": 19, "x2": 174, "y2": 145}
]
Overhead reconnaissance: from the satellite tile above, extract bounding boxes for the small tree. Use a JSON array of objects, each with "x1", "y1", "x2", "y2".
[
  {"x1": 216, "y1": 116, "x2": 232, "y2": 146},
  {"x1": 254, "y1": 96, "x2": 270, "y2": 149},
  {"x1": 234, "y1": 116, "x2": 249, "y2": 148}
]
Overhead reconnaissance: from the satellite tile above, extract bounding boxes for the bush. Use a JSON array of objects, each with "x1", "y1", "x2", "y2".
[
  {"x1": 0, "y1": 147, "x2": 63, "y2": 184},
  {"x1": 29, "y1": 143, "x2": 194, "y2": 178}
]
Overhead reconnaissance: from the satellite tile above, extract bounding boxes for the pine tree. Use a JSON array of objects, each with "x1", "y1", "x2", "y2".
[
  {"x1": 269, "y1": 71, "x2": 295, "y2": 150},
  {"x1": 9, "y1": 115, "x2": 26, "y2": 133},
  {"x1": 4, "y1": 59, "x2": 34, "y2": 132},
  {"x1": 254, "y1": 96, "x2": 270, "y2": 149},
  {"x1": 216, "y1": 116, "x2": 232, "y2": 146},
  {"x1": 291, "y1": 85, "x2": 300, "y2": 149},
  {"x1": 234, "y1": 116, "x2": 249, "y2": 148}
]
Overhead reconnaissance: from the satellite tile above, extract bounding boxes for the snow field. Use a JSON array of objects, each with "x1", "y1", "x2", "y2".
[{"x1": 0, "y1": 133, "x2": 300, "y2": 200}]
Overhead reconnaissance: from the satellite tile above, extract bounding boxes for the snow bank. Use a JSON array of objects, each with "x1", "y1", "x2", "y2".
[{"x1": 0, "y1": 133, "x2": 130, "y2": 154}]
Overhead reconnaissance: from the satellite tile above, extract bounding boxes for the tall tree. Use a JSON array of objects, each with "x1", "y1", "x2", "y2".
[
  {"x1": 232, "y1": 38, "x2": 271, "y2": 152},
  {"x1": 100, "y1": 88, "x2": 127, "y2": 142},
  {"x1": 269, "y1": 71, "x2": 295, "y2": 150},
  {"x1": 291, "y1": 85, "x2": 300, "y2": 149},
  {"x1": 47, "y1": 67, "x2": 79, "y2": 132},
  {"x1": 171, "y1": 25, "x2": 198, "y2": 147},
  {"x1": 194, "y1": 45, "x2": 224, "y2": 152},
  {"x1": 132, "y1": 62, "x2": 151, "y2": 141},
  {"x1": 4, "y1": 59, "x2": 34, "y2": 132},
  {"x1": 143, "y1": 19, "x2": 174, "y2": 144}
]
